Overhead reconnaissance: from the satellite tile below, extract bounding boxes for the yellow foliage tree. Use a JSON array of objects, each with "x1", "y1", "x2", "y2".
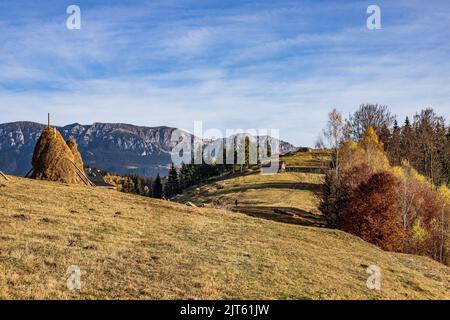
[
  {"x1": 359, "y1": 127, "x2": 390, "y2": 171},
  {"x1": 339, "y1": 127, "x2": 390, "y2": 175},
  {"x1": 339, "y1": 140, "x2": 365, "y2": 173}
]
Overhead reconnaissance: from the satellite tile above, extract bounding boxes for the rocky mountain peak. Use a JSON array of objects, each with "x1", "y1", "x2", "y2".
[{"x1": 0, "y1": 121, "x2": 298, "y2": 177}]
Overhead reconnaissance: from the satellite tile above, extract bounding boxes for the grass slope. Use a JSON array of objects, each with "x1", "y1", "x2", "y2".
[
  {"x1": 175, "y1": 170, "x2": 325, "y2": 226},
  {"x1": 282, "y1": 149, "x2": 331, "y2": 168},
  {"x1": 0, "y1": 177, "x2": 448, "y2": 299},
  {"x1": 174, "y1": 150, "x2": 331, "y2": 225}
]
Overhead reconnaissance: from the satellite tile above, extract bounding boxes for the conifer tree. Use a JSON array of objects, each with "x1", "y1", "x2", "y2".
[
  {"x1": 152, "y1": 173, "x2": 163, "y2": 199},
  {"x1": 179, "y1": 162, "x2": 189, "y2": 190},
  {"x1": 136, "y1": 176, "x2": 144, "y2": 195},
  {"x1": 387, "y1": 120, "x2": 402, "y2": 166},
  {"x1": 164, "y1": 163, "x2": 180, "y2": 198}
]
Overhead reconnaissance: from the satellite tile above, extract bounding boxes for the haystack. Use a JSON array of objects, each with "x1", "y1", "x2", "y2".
[
  {"x1": 66, "y1": 139, "x2": 84, "y2": 171},
  {"x1": 31, "y1": 128, "x2": 92, "y2": 186}
]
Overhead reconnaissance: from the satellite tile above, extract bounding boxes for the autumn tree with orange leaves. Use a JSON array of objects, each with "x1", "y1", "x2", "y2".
[
  {"x1": 342, "y1": 171, "x2": 405, "y2": 252},
  {"x1": 320, "y1": 108, "x2": 450, "y2": 264}
]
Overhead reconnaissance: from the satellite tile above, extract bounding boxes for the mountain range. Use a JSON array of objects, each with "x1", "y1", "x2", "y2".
[{"x1": 0, "y1": 122, "x2": 298, "y2": 177}]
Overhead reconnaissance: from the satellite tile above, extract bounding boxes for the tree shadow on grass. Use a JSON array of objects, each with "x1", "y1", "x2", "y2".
[
  {"x1": 231, "y1": 206, "x2": 326, "y2": 228},
  {"x1": 209, "y1": 182, "x2": 322, "y2": 197}
]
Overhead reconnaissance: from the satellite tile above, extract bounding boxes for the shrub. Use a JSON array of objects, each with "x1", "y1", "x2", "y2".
[
  {"x1": 342, "y1": 171, "x2": 405, "y2": 251},
  {"x1": 320, "y1": 164, "x2": 373, "y2": 228}
]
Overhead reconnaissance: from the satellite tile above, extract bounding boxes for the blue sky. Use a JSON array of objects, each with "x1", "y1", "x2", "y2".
[{"x1": 0, "y1": 0, "x2": 449, "y2": 146}]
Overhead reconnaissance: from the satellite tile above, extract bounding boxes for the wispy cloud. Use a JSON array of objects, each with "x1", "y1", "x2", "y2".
[{"x1": 0, "y1": 0, "x2": 449, "y2": 146}]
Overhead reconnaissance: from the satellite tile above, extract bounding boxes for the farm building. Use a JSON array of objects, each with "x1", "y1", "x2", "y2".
[
  {"x1": 85, "y1": 168, "x2": 117, "y2": 189},
  {"x1": 261, "y1": 160, "x2": 286, "y2": 174}
]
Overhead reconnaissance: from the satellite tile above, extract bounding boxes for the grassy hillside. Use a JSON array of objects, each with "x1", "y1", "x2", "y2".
[
  {"x1": 0, "y1": 176, "x2": 449, "y2": 299},
  {"x1": 281, "y1": 149, "x2": 331, "y2": 168},
  {"x1": 175, "y1": 149, "x2": 331, "y2": 226},
  {"x1": 175, "y1": 170, "x2": 325, "y2": 226}
]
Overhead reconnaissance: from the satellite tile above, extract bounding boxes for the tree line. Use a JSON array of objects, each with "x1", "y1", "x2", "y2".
[
  {"x1": 104, "y1": 136, "x2": 262, "y2": 200},
  {"x1": 319, "y1": 104, "x2": 450, "y2": 264},
  {"x1": 163, "y1": 136, "x2": 265, "y2": 199}
]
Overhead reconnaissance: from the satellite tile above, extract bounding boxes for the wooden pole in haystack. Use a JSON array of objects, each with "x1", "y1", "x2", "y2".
[
  {"x1": 48, "y1": 113, "x2": 57, "y2": 138},
  {"x1": 0, "y1": 171, "x2": 9, "y2": 181}
]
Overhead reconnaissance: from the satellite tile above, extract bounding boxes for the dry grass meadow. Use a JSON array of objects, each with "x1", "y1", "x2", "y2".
[
  {"x1": 175, "y1": 170, "x2": 325, "y2": 226},
  {"x1": 175, "y1": 149, "x2": 330, "y2": 225},
  {"x1": 0, "y1": 174, "x2": 449, "y2": 300}
]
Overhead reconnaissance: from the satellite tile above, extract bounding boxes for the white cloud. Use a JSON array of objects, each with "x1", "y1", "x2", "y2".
[{"x1": 0, "y1": 0, "x2": 449, "y2": 146}]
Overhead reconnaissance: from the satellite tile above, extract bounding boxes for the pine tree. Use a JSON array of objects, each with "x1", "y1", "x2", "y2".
[
  {"x1": 179, "y1": 162, "x2": 189, "y2": 190},
  {"x1": 244, "y1": 136, "x2": 257, "y2": 169},
  {"x1": 400, "y1": 116, "x2": 415, "y2": 163},
  {"x1": 267, "y1": 140, "x2": 272, "y2": 158},
  {"x1": 164, "y1": 163, "x2": 180, "y2": 199},
  {"x1": 136, "y1": 176, "x2": 144, "y2": 195},
  {"x1": 445, "y1": 127, "x2": 450, "y2": 186},
  {"x1": 387, "y1": 120, "x2": 402, "y2": 165},
  {"x1": 413, "y1": 109, "x2": 445, "y2": 185},
  {"x1": 152, "y1": 174, "x2": 163, "y2": 199}
]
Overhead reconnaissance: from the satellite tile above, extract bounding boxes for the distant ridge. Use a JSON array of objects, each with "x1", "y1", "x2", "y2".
[{"x1": 0, "y1": 122, "x2": 298, "y2": 177}]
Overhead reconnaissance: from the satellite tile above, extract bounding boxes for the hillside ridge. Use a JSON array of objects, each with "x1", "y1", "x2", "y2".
[
  {"x1": 0, "y1": 176, "x2": 448, "y2": 299},
  {"x1": 0, "y1": 121, "x2": 297, "y2": 177}
]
